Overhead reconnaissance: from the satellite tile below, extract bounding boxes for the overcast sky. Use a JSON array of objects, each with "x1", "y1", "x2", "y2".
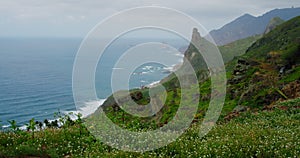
[{"x1": 0, "y1": 0, "x2": 299, "y2": 38}]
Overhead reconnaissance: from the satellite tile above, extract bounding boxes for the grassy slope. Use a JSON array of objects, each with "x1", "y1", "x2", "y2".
[
  {"x1": 86, "y1": 16, "x2": 300, "y2": 134},
  {"x1": 98, "y1": 31, "x2": 262, "y2": 129},
  {"x1": 0, "y1": 98, "x2": 299, "y2": 157},
  {"x1": 244, "y1": 16, "x2": 300, "y2": 62},
  {"x1": 225, "y1": 16, "x2": 300, "y2": 108},
  {"x1": 219, "y1": 35, "x2": 262, "y2": 63}
]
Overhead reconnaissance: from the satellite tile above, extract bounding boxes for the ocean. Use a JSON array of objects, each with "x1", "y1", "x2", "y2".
[{"x1": 0, "y1": 37, "x2": 187, "y2": 127}]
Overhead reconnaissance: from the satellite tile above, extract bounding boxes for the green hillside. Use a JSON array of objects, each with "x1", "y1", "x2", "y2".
[
  {"x1": 219, "y1": 35, "x2": 262, "y2": 63},
  {"x1": 89, "y1": 16, "x2": 300, "y2": 135},
  {"x1": 97, "y1": 16, "x2": 300, "y2": 128},
  {"x1": 245, "y1": 16, "x2": 300, "y2": 63},
  {"x1": 226, "y1": 16, "x2": 300, "y2": 108}
]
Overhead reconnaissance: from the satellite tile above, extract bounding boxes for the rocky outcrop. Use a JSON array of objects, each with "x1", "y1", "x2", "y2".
[
  {"x1": 281, "y1": 80, "x2": 300, "y2": 99},
  {"x1": 191, "y1": 28, "x2": 201, "y2": 47},
  {"x1": 130, "y1": 91, "x2": 143, "y2": 101},
  {"x1": 228, "y1": 57, "x2": 283, "y2": 106},
  {"x1": 229, "y1": 58, "x2": 258, "y2": 85},
  {"x1": 228, "y1": 58, "x2": 252, "y2": 100},
  {"x1": 264, "y1": 17, "x2": 284, "y2": 34}
]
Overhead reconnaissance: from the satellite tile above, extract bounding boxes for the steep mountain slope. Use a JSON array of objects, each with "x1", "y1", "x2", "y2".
[
  {"x1": 209, "y1": 7, "x2": 300, "y2": 45},
  {"x1": 227, "y1": 16, "x2": 300, "y2": 108},
  {"x1": 219, "y1": 35, "x2": 261, "y2": 63}
]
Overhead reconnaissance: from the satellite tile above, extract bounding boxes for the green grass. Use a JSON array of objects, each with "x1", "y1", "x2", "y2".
[
  {"x1": 280, "y1": 66, "x2": 300, "y2": 83},
  {"x1": 0, "y1": 98, "x2": 299, "y2": 157},
  {"x1": 245, "y1": 16, "x2": 300, "y2": 63}
]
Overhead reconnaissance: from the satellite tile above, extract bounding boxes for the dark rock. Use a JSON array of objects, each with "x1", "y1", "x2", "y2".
[
  {"x1": 281, "y1": 80, "x2": 300, "y2": 98},
  {"x1": 233, "y1": 105, "x2": 249, "y2": 113},
  {"x1": 229, "y1": 58, "x2": 252, "y2": 85},
  {"x1": 238, "y1": 85, "x2": 255, "y2": 105},
  {"x1": 130, "y1": 91, "x2": 143, "y2": 101}
]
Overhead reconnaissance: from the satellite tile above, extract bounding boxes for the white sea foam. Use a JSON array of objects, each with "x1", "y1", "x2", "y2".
[
  {"x1": 1, "y1": 125, "x2": 9, "y2": 128},
  {"x1": 175, "y1": 53, "x2": 184, "y2": 58},
  {"x1": 140, "y1": 80, "x2": 147, "y2": 83},
  {"x1": 142, "y1": 65, "x2": 154, "y2": 70},
  {"x1": 140, "y1": 71, "x2": 150, "y2": 75},
  {"x1": 76, "y1": 99, "x2": 106, "y2": 118},
  {"x1": 163, "y1": 66, "x2": 174, "y2": 72},
  {"x1": 1, "y1": 99, "x2": 107, "y2": 130},
  {"x1": 146, "y1": 80, "x2": 160, "y2": 88}
]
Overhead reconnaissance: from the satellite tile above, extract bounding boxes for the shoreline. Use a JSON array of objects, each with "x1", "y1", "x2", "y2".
[{"x1": 1, "y1": 58, "x2": 183, "y2": 129}]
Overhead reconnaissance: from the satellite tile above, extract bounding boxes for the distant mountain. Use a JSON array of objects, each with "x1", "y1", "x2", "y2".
[{"x1": 209, "y1": 7, "x2": 300, "y2": 46}]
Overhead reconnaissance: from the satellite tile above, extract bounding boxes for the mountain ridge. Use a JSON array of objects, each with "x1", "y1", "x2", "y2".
[{"x1": 209, "y1": 7, "x2": 300, "y2": 45}]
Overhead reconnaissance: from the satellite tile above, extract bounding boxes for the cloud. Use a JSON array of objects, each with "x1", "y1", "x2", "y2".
[{"x1": 0, "y1": 0, "x2": 299, "y2": 37}]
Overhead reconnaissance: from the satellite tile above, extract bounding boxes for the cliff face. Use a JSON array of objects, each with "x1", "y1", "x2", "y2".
[
  {"x1": 183, "y1": 28, "x2": 207, "y2": 70},
  {"x1": 191, "y1": 28, "x2": 201, "y2": 46},
  {"x1": 160, "y1": 28, "x2": 210, "y2": 89}
]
